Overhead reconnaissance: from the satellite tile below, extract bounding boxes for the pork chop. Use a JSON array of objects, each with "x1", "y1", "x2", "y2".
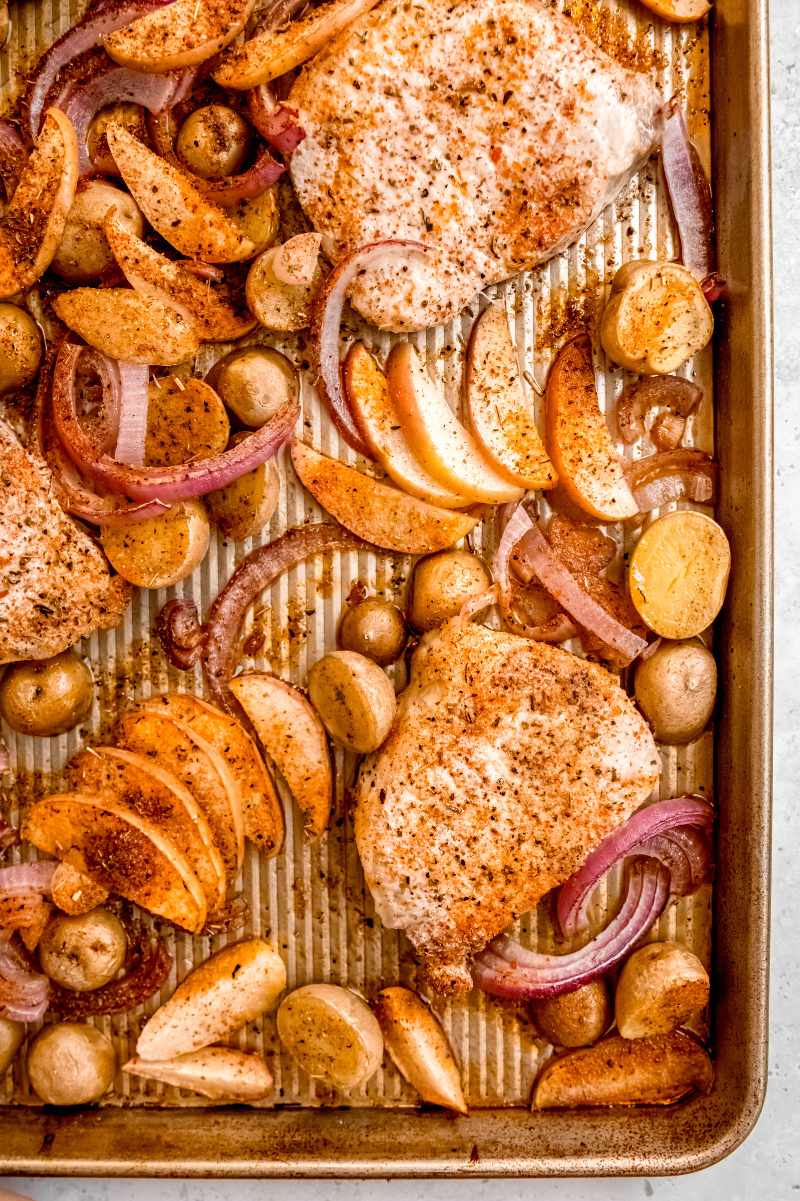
[
  {"x1": 355, "y1": 620, "x2": 660, "y2": 993},
  {"x1": 289, "y1": 0, "x2": 663, "y2": 331},
  {"x1": 0, "y1": 418, "x2": 129, "y2": 663}
]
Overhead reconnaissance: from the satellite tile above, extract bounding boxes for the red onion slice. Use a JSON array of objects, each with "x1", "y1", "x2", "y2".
[
  {"x1": 0, "y1": 118, "x2": 27, "y2": 200},
  {"x1": 247, "y1": 86, "x2": 306, "y2": 154},
  {"x1": 627, "y1": 448, "x2": 717, "y2": 513},
  {"x1": 147, "y1": 109, "x2": 284, "y2": 205},
  {"x1": 662, "y1": 105, "x2": 714, "y2": 282},
  {"x1": 493, "y1": 504, "x2": 577, "y2": 642},
  {"x1": 0, "y1": 862, "x2": 56, "y2": 895},
  {"x1": 113, "y1": 362, "x2": 150, "y2": 466},
  {"x1": 49, "y1": 929, "x2": 172, "y2": 1016},
  {"x1": 0, "y1": 930, "x2": 50, "y2": 1021},
  {"x1": 0, "y1": 818, "x2": 17, "y2": 854}
]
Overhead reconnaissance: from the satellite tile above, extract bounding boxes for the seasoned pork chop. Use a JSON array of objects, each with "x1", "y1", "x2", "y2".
[
  {"x1": 355, "y1": 621, "x2": 660, "y2": 992},
  {"x1": 0, "y1": 419, "x2": 129, "y2": 663},
  {"x1": 289, "y1": 0, "x2": 662, "y2": 331}
]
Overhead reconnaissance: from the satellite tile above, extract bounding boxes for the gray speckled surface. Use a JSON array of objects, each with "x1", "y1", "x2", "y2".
[{"x1": 2, "y1": 4, "x2": 796, "y2": 1198}]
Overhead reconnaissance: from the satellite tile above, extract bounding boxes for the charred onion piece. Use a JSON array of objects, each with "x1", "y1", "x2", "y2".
[
  {"x1": 493, "y1": 505, "x2": 577, "y2": 642},
  {"x1": 662, "y1": 105, "x2": 715, "y2": 282},
  {"x1": 0, "y1": 119, "x2": 27, "y2": 200},
  {"x1": 156, "y1": 597, "x2": 205, "y2": 669},
  {"x1": 48, "y1": 928, "x2": 172, "y2": 1017},
  {"x1": 247, "y1": 86, "x2": 306, "y2": 154},
  {"x1": 617, "y1": 375, "x2": 702, "y2": 446},
  {"x1": 0, "y1": 930, "x2": 50, "y2": 1022},
  {"x1": 626, "y1": 448, "x2": 717, "y2": 512}
]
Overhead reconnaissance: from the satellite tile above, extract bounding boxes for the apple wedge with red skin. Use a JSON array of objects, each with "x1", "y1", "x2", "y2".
[
  {"x1": 230, "y1": 672, "x2": 334, "y2": 838},
  {"x1": 105, "y1": 0, "x2": 255, "y2": 73},
  {"x1": 0, "y1": 108, "x2": 78, "y2": 298},
  {"x1": 466, "y1": 303, "x2": 557, "y2": 491}
]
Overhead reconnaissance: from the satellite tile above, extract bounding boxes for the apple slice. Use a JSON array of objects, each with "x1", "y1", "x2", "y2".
[
  {"x1": 53, "y1": 288, "x2": 200, "y2": 365},
  {"x1": 0, "y1": 108, "x2": 78, "y2": 298},
  {"x1": 106, "y1": 123, "x2": 256, "y2": 263},
  {"x1": 124, "y1": 1046, "x2": 273, "y2": 1101},
  {"x1": 105, "y1": 0, "x2": 255, "y2": 73},
  {"x1": 229, "y1": 672, "x2": 333, "y2": 838},
  {"x1": 22, "y1": 791, "x2": 207, "y2": 933},
  {"x1": 344, "y1": 344, "x2": 472, "y2": 509},
  {"x1": 545, "y1": 334, "x2": 638, "y2": 522},
  {"x1": 290, "y1": 439, "x2": 479, "y2": 554},
  {"x1": 105, "y1": 214, "x2": 256, "y2": 342},
  {"x1": 466, "y1": 304, "x2": 557, "y2": 491},
  {"x1": 386, "y1": 344, "x2": 523, "y2": 504}
]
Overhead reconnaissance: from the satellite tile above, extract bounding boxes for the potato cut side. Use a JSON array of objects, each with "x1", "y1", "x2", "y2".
[
  {"x1": 343, "y1": 343, "x2": 472, "y2": 509},
  {"x1": 545, "y1": 334, "x2": 638, "y2": 522},
  {"x1": 145, "y1": 377, "x2": 230, "y2": 468},
  {"x1": 386, "y1": 343, "x2": 524, "y2": 504},
  {"x1": 245, "y1": 245, "x2": 322, "y2": 332},
  {"x1": 290, "y1": 440, "x2": 479, "y2": 555},
  {"x1": 466, "y1": 304, "x2": 557, "y2": 491},
  {"x1": 639, "y1": 0, "x2": 710, "y2": 20},
  {"x1": 124, "y1": 1046, "x2": 272, "y2": 1101},
  {"x1": 308, "y1": 651, "x2": 396, "y2": 755},
  {"x1": 105, "y1": 0, "x2": 255, "y2": 72},
  {"x1": 137, "y1": 938, "x2": 286, "y2": 1060},
  {"x1": 214, "y1": 0, "x2": 382, "y2": 88},
  {"x1": 628, "y1": 510, "x2": 730, "y2": 639},
  {"x1": 22, "y1": 791, "x2": 207, "y2": 933},
  {"x1": 53, "y1": 288, "x2": 200, "y2": 365},
  {"x1": 600, "y1": 260, "x2": 713, "y2": 375},
  {"x1": 373, "y1": 987, "x2": 467, "y2": 1113},
  {"x1": 532, "y1": 1030, "x2": 713, "y2": 1109},
  {"x1": 615, "y1": 941, "x2": 710, "y2": 1040},
  {"x1": 277, "y1": 984, "x2": 383, "y2": 1089},
  {"x1": 229, "y1": 672, "x2": 333, "y2": 837},
  {"x1": 50, "y1": 861, "x2": 109, "y2": 915},
  {"x1": 101, "y1": 499, "x2": 210, "y2": 589},
  {"x1": 207, "y1": 456, "x2": 279, "y2": 542},
  {"x1": 106, "y1": 123, "x2": 256, "y2": 263},
  {"x1": 144, "y1": 692, "x2": 284, "y2": 857}
]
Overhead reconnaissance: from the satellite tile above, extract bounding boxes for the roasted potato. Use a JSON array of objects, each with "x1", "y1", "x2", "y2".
[
  {"x1": 615, "y1": 942, "x2": 710, "y2": 1040},
  {"x1": 407, "y1": 550, "x2": 491, "y2": 631},
  {"x1": 373, "y1": 987, "x2": 467, "y2": 1112},
  {"x1": 530, "y1": 980, "x2": 611, "y2": 1049},
  {"x1": 176, "y1": 104, "x2": 252, "y2": 179},
  {"x1": 38, "y1": 908, "x2": 127, "y2": 992},
  {"x1": 52, "y1": 180, "x2": 144, "y2": 283},
  {"x1": 50, "y1": 862, "x2": 109, "y2": 915},
  {"x1": 628, "y1": 511, "x2": 731, "y2": 639},
  {"x1": 124, "y1": 1046, "x2": 272, "y2": 1101},
  {"x1": 0, "y1": 1017, "x2": 24, "y2": 1075},
  {"x1": 53, "y1": 288, "x2": 200, "y2": 365},
  {"x1": 207, "y1": 346, "x2": 300, "y2": 429},
  {"x1": 600, "y1": 260, "x2": 713, "y2": 375},
  {"x1": 277, "y1": 983, "x2": 383, "y2": 1089},
  {"x1": 0, "y1": 303, "x2": 42, "y2": 393},
  {"x1": 101, "y1": 499, "x2": 211, "y2": 589},
  {"x1": 207, "y1": 453, "x2": 279, "y2": 541},
  {"x1": 27, "y1": 1022, "x2": 117, "y2": 1105},
  {"x1": 0, "y1": 650, "x2": 93, "y2": 736},
  {"x1": 308, "y1": 650, "x2": 396, "y2": 754},
  {"x1": 246, "y1": 238, "x2": 323, "y2": 331},
  {"x1": 105, "y1": 0, "x2": 254, "y2": 72},
  {"x1": 338, "y1": 598, "x2": 407, "y2": 665},
  {"x1": 634, "y1": 640, "x2": 717, "y2": 743},
  {"x1": 145, "y1": 377, "x2": 230, "y2": 468}
]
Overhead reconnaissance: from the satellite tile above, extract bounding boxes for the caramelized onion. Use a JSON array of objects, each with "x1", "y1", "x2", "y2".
[
  {"x1": 662, "y1": 105, "x2": 714, "y2": 282},
  {"x1": 0, "y1": 862, "x2": 56, "y2": 895},
  {"x1": 48, "y1": 927, "x2": 172, "y2": 1017},
  {"x1": 247, "y1": 85, "x2": 306, "y2": 154},
  {"x1": 493, "y1": 505, "x2": 576, "y2": 642},
  {"x1": 0, "y1": 893, "x2": 51, "y2": 931},
  {"x1": 156, "y1": 597, "x2": 205, "y2": 669},
  {"x1": 617, "y1": 375, "x2": 702, "y2": 446},
  {"x1": 626, "y1": 449, "x2": 717, "y2": 513},
  {"x1": 0, "y1": 118, "x2": 27, "y2": 200},
  {"x1": 0, "y1": 818, "x2": 16, "y2": 854}
]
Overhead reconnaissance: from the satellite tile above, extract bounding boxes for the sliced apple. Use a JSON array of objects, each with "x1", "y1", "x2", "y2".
[
  {"x1": 386, "y1": 343, "x2": 524, "y2": 504},
  {"x1": 106, "y1": 123, "x2": 256, "y2": 263},
  {"x1": 105, "y1": 0, "x2": 255, "y2": 73},
  {"x1": 143, "y1": 692, "x2": 284, "y2": 857},
  {"x1": 639, "y1": 0, "x2": 710, "y2": 21},
  {"x1": 124, "y1": 1046, "x2": 273, "y2": 1101},
  {"x1": 213, "y1": 0, "x2": 381, "y2": 89},
  {"x1": 343, "y1": 343, "x2": 472, "y2": 509},
  {"x1": 0, "y1": 108, "x2": 78, "y2": 298},
  {"x1": 53, "y1": 288, "x2": 200, "y2": 365},
  {"x1": 290, "y1": 439, "x2": 479, "y2": 554},
  {"x1": 229, "y1": 672, "x2": 333, "y2": 838},
  {"x1": 105, "y1": 214, "x2": 257, "y2": 342},
  {"x1": 466, "y1": 304, "x2": 557, "y2": 491},
  {"x1": 545, "y1": 334, "x2": 639, "y2": 522},
  {"x1": 22, "y1": 791, "x2": 207, "y2": 933}
]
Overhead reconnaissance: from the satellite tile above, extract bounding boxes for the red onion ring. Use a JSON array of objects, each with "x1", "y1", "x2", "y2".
[
  {"x1": 48, "y1": 928, "x2": 172, "y2": 1017},
  {"x1": 113, "y1": 362, "x2": 150, "y2": 466},
  {"x1": 0, "y1": 930, "x2": 50, "y2": 1021},
  {"x1": 310, "y1": 241, "x2": 432, "y2": 456},
  {"x1": 0, "y1": 862, "x2": 56, "y2": 895},
  {"x1": 0, "y1": 118, "x2": 27, "y2": 200},
  {"x1": 156, "y1": 597, "x2": 206, "y2": 669},
  {"x1": 247, "y1": 85, "x2": 306, "y2": 154},
  {"x1": 493, "y1": 504, "x2": 577, "y2": 642},
  {"x1": 626, "y1": 449, "x2": 717, "y2": 513},
  {"x1": 662, "y1": 105, "x2": 714, "y2": 281}
]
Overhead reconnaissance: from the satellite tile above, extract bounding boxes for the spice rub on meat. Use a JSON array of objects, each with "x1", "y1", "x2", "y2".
[
  {"x1": 289, "y1": 0, "x2": 663, "y2": 331},
  {"x1": 354, "y1": 620, "x2": 660, "y2": 993}
]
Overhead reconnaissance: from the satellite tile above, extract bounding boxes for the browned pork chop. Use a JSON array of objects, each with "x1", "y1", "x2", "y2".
[
  {"x1": 289, "y1": 0, "x2": 663, "y2": 331},
  {"x1": 355, "y1": 620, "x2": 660, "y2": 992}
]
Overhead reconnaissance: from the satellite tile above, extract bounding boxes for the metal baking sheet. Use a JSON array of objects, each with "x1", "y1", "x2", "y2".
[{"x1": 0, "y1": 0, "x2": 772, "y2": 1176}]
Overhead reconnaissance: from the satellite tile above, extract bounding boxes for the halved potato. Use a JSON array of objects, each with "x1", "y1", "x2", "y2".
[
  {"x1": 386, "y1": 343, "x2": 524, "y2": 504},
  {"x1": 105, "y1": 214, "x2": 257, "y2": 341},
  {"x1": 124, "y1": 1046, "x2": 272, "y2": 1101},
  {"x1": 0, "y1": 108, "x2": 78, "y2": 298},
  {"x1": 639, "y1": 0, "x2": 710, "y2": 19},
  {"x1": 532, "y1": 1030, "x2": 713, "y2": 1109},
  {"x1": 22, "y1": 791, "x2": 207, "y2": 933},
  {"x1": 246, "y1": 242, "x2": 323, "y2": 332},
  {"x1": 229, "y1": 671, "x2": 333, "y2": 837},
  {"x1": 276, "y1": 983, "x2": 383, "y2": 1090},
  {"x1": 101, "y1": 499, "x2": 211, "y2": 589},
  {"x1": 466, "y1": 304, "x2": 556, "y2": 490},
  {"x1": 145, "y1": 377, "x2": 230, "y2": 467},
  {"x1": 600, "y1": 260, "x2": 713, "y2": 375},
  {"x1": 50, "y1": 861, "x2": 109, "y2": 915},
  {"x1": 106, "y1": 123, "x2": 256, "y2": 263},
  {"x1": 105, "y1": 0, "x2": 255, "y2": 72},
  {"x1": 207, "y1": 453, "x2": 279, "y2": 542},
  {"x1": 628, "y1": 510, "x2": 731, "y2": 638},
  {"x1": 213, "y1": 0, "x2": 382, "y2": 88},
  {"x1": 137, "y1": 938, "x2": 286, "y2": 1060},
  {"x1": 373, "y1": 987, "x2": 467, "y2": 1113},
  {"x1": 144, "y1": 692, "x2": 284, "y2": 856},
  {"x1": 615, "y1": 942, "x2": 710, "y2": 1040},
  {"x1": 343, "y1": 343, "x2": 471, "y2": 509},
  {"x1": 290, "y1": 440, "x2": 479, "y2": 555},
  {"x1": 545, "y1": 334, "x2": 638, "y2": 522},
  {"x1": 308, "y1": 651, "x2": 396, "y2": 755},
  {"x1": 53, "y1": 288, "x2": 200, "y2": 365}
]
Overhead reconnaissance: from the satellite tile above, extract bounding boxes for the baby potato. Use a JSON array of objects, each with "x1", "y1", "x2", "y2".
[
  {"x1": 207, "y1": 346, "x2": 299, "y2": 429},
  {"x1": 600, "y1": 260, "x2": 713, "y2": 375},
  {"x1": 27, "y1": 1022, "x2": 117, "y2": 1105},
  {"x1": 0, "y1": 1017, "x2": 24, "y2": 1076},
  {"x1": 277, "y1": 983, "x2": 383, "y2": 1090},
  {"x1": 51, "y1": 862, "x2": 110, "y2": 916},
  {"x1": 207, "y1": 446, "x2": 279, "y2": 541},
  {"x1": 0, "y1": 650, "x2": 93, "y2": 737},
  {"x1": 407, "y1": 550, "x2": 491, "y2": 631},
  {"x1": 176, "y1": 104, "x2": 252, "y2": 179},
  {"x1": 145, "y1": 376, "x2": 230, "y2": 467},
  {"x1": 373, "y1": 987, "x2": 467, "y2": 1113},
  {"x1": 628, "y1": 511, "x2": 731, "y2": 639},
  {"x1": 0, "y1": 303, "x2": 42, "y2": 393},
  {"x1": 338, "y1": 598, "x2": 407, "y2": 666},
  {"x1": 308, "y1": 650, "x2": 396, "y2": 754},
  {"x1": 634, "y1": 640, "x2": 717, "y2": 744},
  {"x1": 246, "y1": 239, "x2": 323, "y2": 331},
  {"x1": 38, "y1": 909, "x2": 127, "y2": 992},
  {"x1": 102, "y1": 498, "x2": 210, "y2": 589},
  {"x1": 530, "y1": 980, "x2": 611, "y2": 1049},
  {"x1": 88, "y1": 102, "x2": 146, "y2": 174},
  {"x1": 615, "y1": 941, "x2": 710, "y2": 1040},
  {"x1": 51, "y1": 181, "x2": 144, "y2": 283}
]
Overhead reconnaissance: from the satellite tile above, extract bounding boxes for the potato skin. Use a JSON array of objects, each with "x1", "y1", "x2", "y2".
[
  {"x1": 634, "y1": 641, "x2": 717, "y2": 744},
  {"x1": 207, "y1": 346, "x2": 299, "y2": 429},
  {"x1": 373, "y1": 986, "x2": 467, "y2": 1112},
  {"x1": 27, "y1": 1022, "x2": 117, "y2": 1105},
  {"x1": 615, "y1": 941, "x2": 710, "y2": 1040},
  {"x1": 338, "y1": 599, "x2": 407, "y2": 665},
  {"x1": 530, "y1": 980, "x2": 611, "y2": 1048},
  {"x1": 39, "y1": 909, "x2": 127, "y2": 992},
  {"x1": 408, "y1": 551, "x2": 491, "y2": 631},
  {"x1": 176, "y1": 105, "x2": 252, "y2": 179},
  {"x1": 0, "y1": 650, "x2": 93, "y2": 736},
  {"x1": 0, "y1": 1018, "x2": 24, "y2": 1075},
  {"x1": 52, "y1": 181, "x2": 144, "y2": 283}
]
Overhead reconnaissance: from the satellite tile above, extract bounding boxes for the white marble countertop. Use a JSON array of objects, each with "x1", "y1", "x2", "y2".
[{"x1": 3, "y1": 6, "x2": 797, "y2": 1199}]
